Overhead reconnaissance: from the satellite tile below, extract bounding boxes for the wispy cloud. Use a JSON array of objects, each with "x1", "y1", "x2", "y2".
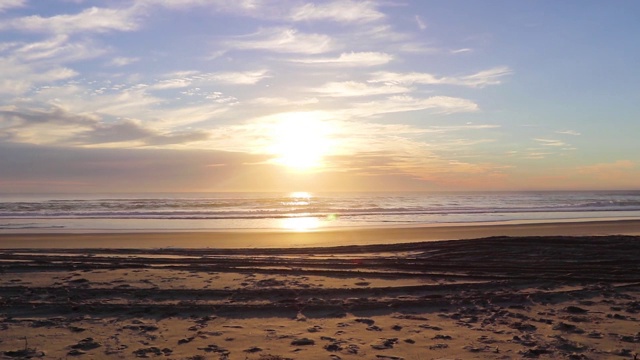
[
  {"x1": 108, "y1": 56, "x2": 140, "y2": 67},
  {"x1": 204, "y1": 69, "x2": 271, "y2": 85},
  {"x1": 225, "y1": 27, "x2": 334, "y2": 54},
  {"x1": 415, "y1": 15, "x2": 427, "y2": 30},
  {"x1": 524, "y1": 151, "x2": 552, "y2": 159},
  {"x1": 370, "y1": 66, "x2": 512, "y2": 88},
  {"x1": 290, "y1": 1, "x2": 384, "y2": 23},
  {"x1": 451, "y1": 48, "x2": 473, "y2": 54},
  {"x1": 461, "y1": 67, "x2": 513, "y2": 88},
  {"x1": 144, "y1": 0, "x2": 259, "y2": 11},
  {"x1": 533, "y1": 138, "x2": 566, "y2": 147},
  {"x1": 13, "y1": 35, "x2": 106, "y2": 63},
  {"x1": 428, "y1": 124, "x2": 500, "y2": 133},
  {"x1": 250, "y1": 97, "x2": 319, "y2": 106},
  {"x1": 150, "y1": 78, "x2": 192, "y2": 90},
  {"x1": 149, "y1": 69, "x2": 270, "y2": 91},
  {"x1": 290, "y1": 52, "x2": 393, "y2": 67},
  {"x1": 0, "y1": 0, "x2": 25, "y2": 12},
  {"x1": 0, "y1": 58, "x2": 77, "y2": 95},
  {"x1": 313, "y1": 81, "x2": 410, "y2": 97},
  {"x1": 0, "y1": 5, "x2": 142, "y2": 34},
  {"x1": 556, "y1": 130, "x2": 581, "y2": 136},
  {"x1": 32, "y1": 81, "x2": 235, "y2": 129},
  {"x1": 349, "y1": 95, "x2": 479, "y2": 116},
  {"x1": 356, "y1": 24, "x2": 408, "y2": 42}
]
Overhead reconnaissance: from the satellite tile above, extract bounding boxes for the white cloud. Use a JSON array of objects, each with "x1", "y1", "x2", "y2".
[
  {"x1": 14, "y1": 35, "x2": 106, "y2": 63},
  {"x1": 0, "y1": 42, "x2": 20, "y2": 52},
  {"x1": 313, "y1": 81, "x2": 409, "y2": 97},
  {"x1": 461, "y1": 67, "x2": 513, "y2": 88},
  {"x1": 143, "y1": 0, "x2": 260, "y2": 12},
  {"x1": 30, "y1": 81, "x2": 235, "y2": 129},
  {"x1": 533, "y1": 138, "x2": 566, "y2": 147},
  {"x1": 524, "y1": 151, "x2": 552, "y2": 159},
  {"x1": 370, "y1": 66, "x2": 512, "y2": 88},
  {"x1": 556, "y1": 130, "x2": 581, "y2": 136},
  {"x1": 150, "y1": 69, "x2": 270, "y2": 90},
  {"x1": 205, "y1": 69, "x2": 271, "y2": 85},
  {"x1": 290, "y1": 1, "x2": 384, "y2": 23},
  {"x1": 1, "y1": 5, "x2": 141, "y2": 34},
  {"x1": 32, "y1": 84, "x2": 163, "y2": 120},
  {"x1": 150, "y1": 78, "x2": 192, "y2": 90},
  {"x1": 0, "y1": 58, "x2": 77, "y2": 96},
  {"x1": 225, "y1": 27, "x2": 334, "y2": 54},
  {"x1": 358, "y1": 24, "x2": 408, "y2": 42},
  {"x1": 415, "y1": 15, "x2": 427, "y2": 30},
  {"x1": 370, "y1": 71, "x2": 439, "y2": 85},
  {"x1": 451, "y1": 48, "x2": 472, "y2": 54},
  {"x1": 290, "y1": 51, "x2": 393, "y2": 66},
  {"x1": 108, "y1": 57, "x2": 140, "y2": 67},
  {"x1": 397, "y1": 43, "x2": 438, "y2": 53},
  {"x1": 0, "y1": 0, "x2": 25, "y2": 12},
  {"x1": 250, "y1": 97, "x2": 319, "y2": 106},
  {"x1": 428, "y1": 124, "x2": 501, "y2": 133},
  {"x1": 350, "y1": 95, "x2": 479, "y2": 117}
]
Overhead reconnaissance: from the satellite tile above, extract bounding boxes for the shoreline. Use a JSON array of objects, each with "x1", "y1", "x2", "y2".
[{"x1": 2, "y1": 218, "x2": 640, "y2": 249}]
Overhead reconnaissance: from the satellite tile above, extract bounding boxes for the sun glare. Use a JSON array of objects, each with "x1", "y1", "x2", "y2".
[
  {"x1": 269, "y1": 113, "x2": 334, "y2": 170},
  {"x1": 281, "y1": 216, "x2": 320, "y2": 231}
]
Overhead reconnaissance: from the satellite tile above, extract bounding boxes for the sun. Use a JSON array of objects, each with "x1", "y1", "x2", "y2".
[{"x1": 269, "y1": 112, "x2": 334, "y2": 170}]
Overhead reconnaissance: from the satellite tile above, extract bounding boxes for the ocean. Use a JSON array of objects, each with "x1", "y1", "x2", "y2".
[{"x1": 1, "y1": 191, "x2": 640, "y2": 232}]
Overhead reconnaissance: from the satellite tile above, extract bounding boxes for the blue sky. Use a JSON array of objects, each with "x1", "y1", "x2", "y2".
[{"x1": 1, "y1": 0, "x2": 639, "y2": 192}]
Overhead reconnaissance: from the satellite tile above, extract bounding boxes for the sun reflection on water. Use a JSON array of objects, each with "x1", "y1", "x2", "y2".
[
  {"x1": 283, "y1": 191, "x2": 312, "y2": 206},
  {"x1": 290, "y1": 191, "x2": 311, "y2": 199},
  {"x1": 281, "y1": 216, "x2": 320, "y2": 231},
  {"x1": 279, "y1": 192, "x2": 338, "y2": 231}
]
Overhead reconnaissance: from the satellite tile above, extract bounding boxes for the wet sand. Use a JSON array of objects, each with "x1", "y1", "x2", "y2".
[
  {"x1": 2, "y1": 219, "x2": 640, "y2": 249},
  {"x1": 1, "y1": 229, "x2": 639, "y2": 359}
]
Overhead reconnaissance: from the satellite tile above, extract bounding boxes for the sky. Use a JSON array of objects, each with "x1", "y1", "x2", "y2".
[{"x1": 1, "y1": 0, "x2": 639, "y2": 193}]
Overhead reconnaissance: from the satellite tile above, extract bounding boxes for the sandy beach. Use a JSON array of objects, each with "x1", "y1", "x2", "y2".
[{"x1": 1, "y1": 223, "x2": 639, "y2": 359}]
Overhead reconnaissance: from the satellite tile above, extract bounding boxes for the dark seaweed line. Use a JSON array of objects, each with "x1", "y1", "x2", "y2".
[
  {"x1": 0, "y1": 282, "x2": 496, "y2": 301},
  {"x1": 2, "y1": 260, "x2": 638, "y2": 282}
]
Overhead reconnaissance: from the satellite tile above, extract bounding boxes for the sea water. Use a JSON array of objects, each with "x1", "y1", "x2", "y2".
[{"x1": 1, "y1": 191, "x2": 640, "y2": 232}]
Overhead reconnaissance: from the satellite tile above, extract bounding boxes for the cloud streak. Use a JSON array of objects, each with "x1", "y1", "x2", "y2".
[
  {"x1": 349, "y1": 95, "x2": 480, "y2": 116},
  {"x1": 0, "y1": 5, "x2": 142, "y2": 34},
  {"x1": 0, "y1": 0, "x2": 25, "y2": 12},
  {"x1": 533, "y1": 138, "x2": 567, "y2": 147},
  {"x1": 225, "y1": 27, "x2": 334, "y2": 54},
  {"x1": 369, "y1": 66, "x2": 512, "y2": 88},
  {"x1": 290, "y1": 52, "x2": 393, "y2": 66},
  {"x1": 290, "y1": 1, "x2": 384, "y2": 23},
  {"x1": 313, "y1": 81, "x2": 410, "y2": 97}
]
